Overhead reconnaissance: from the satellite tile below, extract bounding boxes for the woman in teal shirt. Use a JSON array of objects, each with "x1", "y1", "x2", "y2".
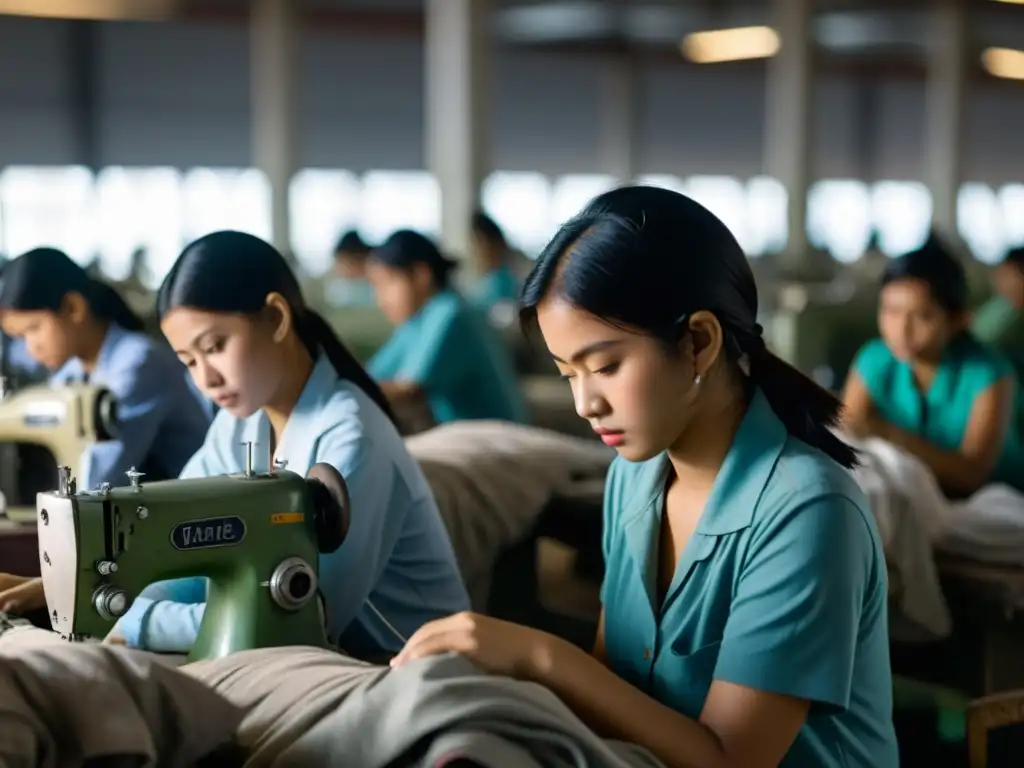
[
  {"x1": 366, "y1": 229, "x2": 526, "y2": 425},
  {"x1": 843, "y1": 237, "x2": 1020, "y2": 497},
  {"x1": 391, "y1": 187, "x2": 898, "y2": 768}
]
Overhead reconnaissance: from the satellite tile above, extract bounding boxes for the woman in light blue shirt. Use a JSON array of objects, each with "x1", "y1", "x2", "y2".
[
  {"x1": 391, "y1": 187, "x2": 898, "y2": 768},
  {"x1": 366, "y1": 229, "x2": 526, "y2": 424},
  {"x1": 0, "y1": 247, "x2": 210, "y2": 488},
  {"x1": 113, "y1": 230, "x2": 468, "y2": 658}
]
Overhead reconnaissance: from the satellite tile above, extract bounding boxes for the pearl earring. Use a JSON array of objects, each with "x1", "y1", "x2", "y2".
[{"x1": 694, "y1": 374, "x2": 702, "y2": 386}]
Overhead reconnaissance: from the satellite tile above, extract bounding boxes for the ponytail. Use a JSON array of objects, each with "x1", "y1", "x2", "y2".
[
  {"x1": 749, "y1": 346, "x2": 859, "y2": 469},
  {"x1": 86, "y1": 279, "x2": 146, "y2": 332},
  {"x1": 300, "y1": 310, "x2": 397, "y2": 425}
]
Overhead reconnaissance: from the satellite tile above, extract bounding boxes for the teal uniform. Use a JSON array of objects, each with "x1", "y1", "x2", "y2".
[
  {"x1": 470, "y1": 265, "x2": 519, "y2": 309},
  {"x1": 600, "y1": 391, "x2": 898, "y2": 767},
  {"x1": 852, "y1": 335, "x2": 1024, "y2": 490},
  {"x1": 368, "y1": 290, "x2": 527, "y2": 424}
]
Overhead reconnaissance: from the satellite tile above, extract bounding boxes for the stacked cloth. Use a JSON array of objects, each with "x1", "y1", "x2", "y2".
[
  {"x1": 405, "y1": 421, "x2": 614, "y2": 608},
  {"x1": 0, "y1": 634, "x2": 664, "y2": 768}
]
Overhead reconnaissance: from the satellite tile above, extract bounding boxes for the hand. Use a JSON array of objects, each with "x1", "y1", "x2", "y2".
[
  {"x1": 104, "y1": 633, "x2": 127, "y2": 646},
  {"x1": 390, "y1": 611, "x2": 557, "y2": 679},
  {"x1": 864, "y1": 413, "x2": 892, "y2": 442},
  {"x1": 0, "y1": 574, "x2": 45, "y2": 614}
]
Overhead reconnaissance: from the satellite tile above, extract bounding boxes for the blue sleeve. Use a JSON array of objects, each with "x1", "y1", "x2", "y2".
[
  {"x1": 394, "y1": 302, "x2": 466, "y2": 392},
  {"x1": 367, "y1": 331, "x2": 407, "y2": 381},
  {"x1": 713, "y1": 495, "x2": 876, "y2": 712},
  {"x1": 315, "y1": 424, "x2": 406, "y2": 639},
  {"x1": 113, "y1": 416, "x2": 229, "y2": 650},
  {"x1": 851, "y1": 338, "x2": 890, "y2": 384},
  {"x1": 599, "y1": 458, "x2": 626, "y2": 605},
  {"x1": 81, "y1": 348, "x2": 173, "y2": 490}
]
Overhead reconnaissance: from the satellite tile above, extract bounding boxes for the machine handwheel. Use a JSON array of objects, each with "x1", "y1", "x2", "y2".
[
  {"x1": 305, "y1": 463, "x2": 349, "y2": 554},
  {"x1": 93, "y1": 388, "x2": 120, "y2": 441}
]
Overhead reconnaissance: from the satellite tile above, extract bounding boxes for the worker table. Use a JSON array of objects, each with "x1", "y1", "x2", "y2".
[{"x1": 0, "y1": 519, "x2": 39, "y2": 577}]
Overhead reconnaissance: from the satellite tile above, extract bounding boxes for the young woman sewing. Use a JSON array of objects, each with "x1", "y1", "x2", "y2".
[
  {"x1": 842, "y1": 237, "x2": 1022, "y2": 497},
  {"x1": 390, "y1": 187, "x2": 899, "y2": 768},
  {"x1": 0, "y1": 233, "x2": 470, "y2": 657}
]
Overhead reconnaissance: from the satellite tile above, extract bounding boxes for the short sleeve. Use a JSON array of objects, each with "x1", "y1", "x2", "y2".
[
  {"x1": 966, "y1": 342, "x2": 1015, "y2": 392},
  {"x1": 713, "y1": 495, "x2": 876, "y2": 712},
  {"x1": 599, "y1": 457, "x2": 627, "y2": 605},
  {"x1": 851, "y1": 338, "x2": 891, "y2": 384}
]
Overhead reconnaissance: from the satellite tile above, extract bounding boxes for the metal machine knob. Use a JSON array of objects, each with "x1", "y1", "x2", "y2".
[
  {"x1": 93, "y1": 388, "x2": 120, "y2": 441},
  {"x1": 268, "y1": 557, "x2": 318, "y2": 612},
  {"x1": 92, "y1": 585, "x2": 129, "y2": 621}
]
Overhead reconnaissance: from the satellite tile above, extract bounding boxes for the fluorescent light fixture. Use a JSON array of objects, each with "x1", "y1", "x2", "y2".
[
  {"x1": 0, "y1": 0, "x2": 176, "y2": 20},
  {"x1": 982, "y1": 46, "x2": 1024, "y2": 80},
  {"x1": 681, "y1": 26, "x2": 781, "y2": 64},
  {"x1": 992, "y1": 0, "x2": 1024, "y2": 5}
]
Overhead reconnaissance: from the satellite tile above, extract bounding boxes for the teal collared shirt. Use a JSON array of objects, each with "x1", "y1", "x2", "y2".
[
  {"x1": 601, "y1": 391, "x2": 897, "y2": 767},
  {"x1": 852, "y1": 335, "x2": 1024, "y2": 490},
  {"x1": 115, "y1": 355, "x2": 470, "y2": 656},
  {"x1": 368, "y1": 290, "x2": 527, "y2": 424}
]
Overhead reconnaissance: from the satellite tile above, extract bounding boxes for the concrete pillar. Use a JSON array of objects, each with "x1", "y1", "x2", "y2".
[
  {"x1": 425, "y1": 0, "x2": 491, "y2": 263},
  {"x1": 763, "y1": 0, "x2": 813, "y2": 270},
  {"x1": 924, "y1": 0, "x2": 967, "y2": 239},
  {"x1": 251, "y1": 0, "x2": 300, "y2": 258},
  {"x1": 601, "y1": 55, "x2": 640, "y2": 185}
]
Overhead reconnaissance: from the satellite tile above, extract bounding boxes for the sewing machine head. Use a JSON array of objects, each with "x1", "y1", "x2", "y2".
[
  {"x1": 0, "y1": 382, "x2": 119, "y2": 522},
  {"x1": 35, "y1": 457, "x2": 349, "y2": 661}
]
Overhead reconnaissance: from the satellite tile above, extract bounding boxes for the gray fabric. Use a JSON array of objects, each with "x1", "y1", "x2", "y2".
[
  {"x1": 187, "y1": 645, "x2": 662, "y2": 768},
  {"x1": 0, "y1": 642, "x2": 242, "y2": 768}
]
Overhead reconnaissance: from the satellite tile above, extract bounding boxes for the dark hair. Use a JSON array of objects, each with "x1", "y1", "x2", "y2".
[
  {"x1": 157, "y1": 231, "x2": 396, "y2": 424},
  {"x1": 372, "y1": 229, "x2": 457, "y2": 290},
  {"x1": 335, "y1": 230, "x2": 371, "y2": 257},
  {"x1": 519, "y1": 185, "x2": 858, "y2": 469},
  {"x1": 1002, "y1": 245, "x2": 1024, "y2": 272},
  {"x1": 881, "y1": 233, "x2": 967, "y2": 314},
  {"x1": 0, "y1": 247, "x2": 145, "y2": 332},
  {"x1": 472, "y1": 211, "x2": 507, "y2": 248}
]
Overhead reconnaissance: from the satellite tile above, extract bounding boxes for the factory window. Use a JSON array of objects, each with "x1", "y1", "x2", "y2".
[
  {"x1": 180, "y1": 167, "x2": 273, "y2": 251},
  {"x1": 871, "y1": 181, "x2": 931, "y2": 258},
  {"x1": 289, "y1": 169, "x2": 362, "y2": 277},
  {"x1": 0, "y1": 166, "x2": 97, "y2": 264},
  {"x1": 481, "y1": 171, "x2": 554, "y2": 258},
  {"x1": 358, "y1": 171, "x2": 441, "y2": 246},
  {"x1": 550, "y1": 174, "x2": 617, "y2": 229},
  {"x1": 746, "y1": 176, "x2": 788, "y2": 258},
  {"x1": 957, "y1": 183, "x2": 1003, "y2": 265},
  {"x1": 807, "y1": 179, "x2": 872, "y2": 263},
  {"x1": 686, "y1": 176, "x2": 751, "y2": 255},
  {"x1": 999, "y1": 184, "x2": 1024, "y2": 252},
  {"x1": 94, "y1": 167, "x2": 184, "y2": 286},
  {"x1": 635, "y1": 174, "x2": 689, "y2": 195}
]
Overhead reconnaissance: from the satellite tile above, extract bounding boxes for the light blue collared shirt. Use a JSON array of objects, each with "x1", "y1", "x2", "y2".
[
  {"x1": 115, "y1": 355, "x2": 469, "y2": 656},
  {"x1": 49, "y1": 324, "x2": 211, "y2": 489}
]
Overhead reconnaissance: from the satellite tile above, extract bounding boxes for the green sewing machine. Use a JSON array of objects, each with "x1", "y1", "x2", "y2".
[{"x1": 34, "y1": 445, "x2": 350, "y2": 661}]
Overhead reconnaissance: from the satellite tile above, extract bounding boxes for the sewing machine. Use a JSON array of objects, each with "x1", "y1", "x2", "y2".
[
  {"x1": 0, "y1": 382, "x2": 119, "y2": 524},
  {"x1": 35, "y1": 448, "x2": 350, "y2": 662}
]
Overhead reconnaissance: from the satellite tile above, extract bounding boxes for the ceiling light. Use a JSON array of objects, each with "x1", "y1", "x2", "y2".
[
  {"x1": 982, "y1": 46, "x2": 1024, "y2": 80},
  {"x1": 0, "y1": 0, "x2": 176, "y2": 21},
  {"x1": 681, "y1": 26, "x2": 781, "y2": 64}
]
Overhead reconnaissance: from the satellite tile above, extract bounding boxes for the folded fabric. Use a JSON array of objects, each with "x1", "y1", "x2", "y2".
[{"x1": 0, "y1": 642, "x2": 242, "y2": 768}]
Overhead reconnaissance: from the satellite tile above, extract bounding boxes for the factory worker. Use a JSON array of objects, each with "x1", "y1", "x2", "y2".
[
  {"x1": 468, "y1": 210, "x2": 520, "y2": 311},
  {"x1": 391, "y1": 187, "x2": 899, "y2": 768},
  {"x1": 0, "y1": 247, "x2": 210, "y2": 489},
  {"x1": 366, "y1": 229, "x2": 527, "y2": 425},
  {"x1": 843, "y1": 236, "x2": 1023, "y2": 497},
  {"x1": 106, "y1": 231, "x2": 469, "y2": 658}
]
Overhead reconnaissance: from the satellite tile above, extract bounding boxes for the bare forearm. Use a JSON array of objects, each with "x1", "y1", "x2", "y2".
[
  {"x1": 529, "y1": 638, "x2": 728, "y2": 768},
  {"x1": 379, "y1": 380, "x2": 423, "y2": 400}
]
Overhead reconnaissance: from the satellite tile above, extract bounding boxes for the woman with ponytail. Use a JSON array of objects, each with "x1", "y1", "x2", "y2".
[
  {"x1": 109, "y1": 231, "x2": 467, "y2": 657},
  {"x1": 0, "y1": 247, "x2": 210, "y2": 488},
  {"x1": 390, "y1": 187, "x2": 897, "y2": 768}
]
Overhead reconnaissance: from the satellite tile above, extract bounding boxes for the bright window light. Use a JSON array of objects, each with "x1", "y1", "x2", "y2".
[
  {"x1": 0, "y1": 166, "x2": 97, "y2": 263},
  {"x1": 982, "y1": 46, "x2": 1024, "y2": 81},
  {"x1": 871, "y1": 181, "x2": 931, "y2": 257},
  {"x1": 180, "y1": 168, "x2": 273, "y2": 246},
  {"x1": 958, "y1": 183, "x2": 1004, "y2": 264},
  {"x1": 94, "y1": 166, "x2": 183, "y2": 285},
  {"x1": 681, "y1": 26, "x2": 781, "y2": 64},
  {"x1": 481, "y1": 171, "x2": 553, "y2": 257},
  {"x1": 746, "y1": 176, "x2": 788, "y2": 258},
  {"x1": 550, "y1": 174, "x2": 617, "y2": 227},
  {"x1": 998, "y1": 184, "x2": 1024, "y2": 251},
  {"x1": 635, "y1": 174, "x2": 689, "y2": 195},
  {"x1": 807, "y1": 180, "x2": 872, "y2": 263},
  {"x1": 358, "y1": 171, "x2": 441, "y2": 244},
  {"x1": 686, "y1": 175, "x2": 751, "y2": 253},
  {"x1": 289, "y1": 169, "x2": 362, "y2": 277}
]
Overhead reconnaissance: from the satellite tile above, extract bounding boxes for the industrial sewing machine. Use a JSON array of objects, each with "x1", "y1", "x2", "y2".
[
  {"x1": 35, "y1": 447, "x2": 350, "y2": 662},
  {"x1": 0, "y1": 381, "x2": 119, "y2": 524}
]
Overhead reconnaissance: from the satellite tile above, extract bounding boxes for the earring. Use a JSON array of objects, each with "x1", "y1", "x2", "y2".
[{"x1": 693, "y1": 374, "x2": 702, "y2": 386}]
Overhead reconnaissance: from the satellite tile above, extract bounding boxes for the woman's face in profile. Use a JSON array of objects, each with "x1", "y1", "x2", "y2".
[
  {"x1": 878, "y1": 278, "x2": 959, "y2": 363},
  {"x1": 0, "y1": 310, "x2": 72, "y2": 370}
]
